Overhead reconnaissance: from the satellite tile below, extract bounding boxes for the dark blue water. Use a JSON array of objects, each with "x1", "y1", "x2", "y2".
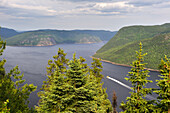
[{"x1": 3, "y1": 42, "x2": 159, "y2": 112}]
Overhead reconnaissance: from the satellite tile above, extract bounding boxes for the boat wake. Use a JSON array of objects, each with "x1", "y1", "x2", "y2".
[{"x1": 106, "y1": 76, "x2": 156, "y2": 100}]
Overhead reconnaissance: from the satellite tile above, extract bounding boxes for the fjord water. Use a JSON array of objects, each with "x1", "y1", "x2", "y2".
[{"x1": 3, "y1": 42, "x2": 159, "y2": 112}]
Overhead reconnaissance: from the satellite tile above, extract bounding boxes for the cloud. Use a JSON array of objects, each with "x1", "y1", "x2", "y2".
[
  {"x1": 56, "y1": 0, "x2": 121, "y2": 2},
  {"x1": 0, "y1": 0, "x2": 58, "y2": 19},
  {"x1": 153, "y1": 1, "x2": 170, "y2": 8},
  {"x1": 36, "y1": 1, "x2": 136, "y2": 16},
  {"x1": 9, "y1": 3, "x2": 56, "y2": 14},
  {"x1": 0, "y1": 0, "x2": 170, "y2": 31},
  {"x1": 0, "y1": 0, "x2": 138, "y2": 18},
  {"x1": 127, "y1": 0, "x2": 169, "y2": 7},
  {"x1": 92, "y1": 2, "x2": 134, "y2": 13},
  {"x1": 67, "y1": 2, "x2": 136, "y2": 16}
]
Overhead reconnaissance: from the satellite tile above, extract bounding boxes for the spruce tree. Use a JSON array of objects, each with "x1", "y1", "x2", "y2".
[
  {"x1": 37, "y1": 51, "x2": 112, "y2": 113},
  {"x1": 112, "y1": 91, "x2": 117, "y2": 113},
  {"x1": 154, "y1": 55, "x2": 170, "y2": 113},
  {"x1": 66, "y1": 53, "x2": 89, "y2": 112},
  {"x1": 90, "y1": 58, "x2": 103, "y2": 83},
  {"x1": 120, "y1": 42, "x2": 154, "y2": 113},
  {"x1": 66, "y1": 55, "x2": 112, "y2": 112},
  {"x1": 0, "y1": 100, "x2": 10, "y2": 113},
  {"x1": 86, "y1": 58, "x2": 112, "y2": 113},
  {"x1": 36, "y1": 48, "x2": 72, "y2": 112},
  {"x1": 0, "y1": 32, "x2": 37, "y2": 113}
]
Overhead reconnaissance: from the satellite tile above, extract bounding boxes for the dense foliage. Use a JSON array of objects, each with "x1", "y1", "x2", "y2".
[
  {"x1": 94, "y1": 23, "x2": 170, "y2": 69},
  {"x1": 4, "y1": 29, "x2": 116, "y2": 46},
  {"x1": 36, "y1": 48, "x2": 112, "y2": 112},
  {"x1": 1, "y1": 26, "x2": 170, "y2": 112},
  {"x1": 0, "y1": 100, "x2": 10, "y2": 113},
  {"x1": 120, "y1": 43, "x2": 170, "y2": 113},
  {"x1": 154, "y1": 55, "x2": 170, "y2": 112},
  {"x1": 120, "y1": 43, "x2": 154, "y2": 112},
  {"x1": 0, "y1": 34, "x2": 37, "y2": 112}
]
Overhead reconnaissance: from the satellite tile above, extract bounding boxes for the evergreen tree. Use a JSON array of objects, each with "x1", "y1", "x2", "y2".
[
  {"x1": 154, "y1": 55, "x2": 170, "y2": 113},
  {"x1": 112, "y1": 91, "x2": 117, "y2": 113},
  {"x1": 88, "y1": 58, "x2": 112, "y2": 113},
  {"x1": 120, "y1": 42, "x2": 154, "y2": 113},
  {"x1": 0, "y1": 100, "x2": 10, "y2": 113},
  {"x1": 37, "y1": 50, "x2": 112, "y2": 113},
  {"x1": 90, "y1": 58, "x2": 103, "y2": 83},
  {"x1": 36, "y1": 48, "x2": 72, "y2": 112},
  {"x1": 67, "y1": 55, "x2": 112, "y2": 113},
  {"x1": 0, "y1": 31, "x2": 37, "y2": 113},
  {"x1": 66, "y1": 53, "x2": 89, "y2": 112}
]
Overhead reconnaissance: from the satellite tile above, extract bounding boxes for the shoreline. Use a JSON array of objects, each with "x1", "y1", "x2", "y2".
[
  {"x1": 6, "y1": 41, "x2": 103, "y2": 47},
  {"x1": 6, "y1": 44, "x2": 56, "y2": 47},
  {"x1": 91, "y1": 56, "x2": 159, "y2": 72}
]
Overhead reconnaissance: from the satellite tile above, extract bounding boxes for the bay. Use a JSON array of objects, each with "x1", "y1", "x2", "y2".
[{"x1": 3, "y1": 42, "x2": 159, "y2": 112}]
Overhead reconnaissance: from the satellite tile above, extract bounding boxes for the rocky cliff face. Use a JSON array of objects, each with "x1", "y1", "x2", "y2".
[
  {"x1": 18, "y1": 37, "x2": 56, "y2": 46},
  {"x1": 36, "y1": 38, "x2": 56, "y2": 46},
  {"x1": 78, "y1": 36, "x2": 101, "y2": 44},
  {"x1": 6, "y1": 30, "x2": 106, "y2": 46}
]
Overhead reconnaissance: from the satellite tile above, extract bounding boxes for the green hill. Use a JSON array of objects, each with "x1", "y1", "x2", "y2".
[
  {"x1": 94, "y1": 23, "x2": 170, "y2": 69},
  {"x1": 6, "y1": 30, "x2": 102, "y2": 46},
  {"x1": 5, "y1": 29, "x2": 117, "y2": 46},
  {"x1": 0, "y1": 27, "x2": 19, "y2": 39},
  {"x1": 72, "y1": 30, "x2": 117, "y2": 41}
]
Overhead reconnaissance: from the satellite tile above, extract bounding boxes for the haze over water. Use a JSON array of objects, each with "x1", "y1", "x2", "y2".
[{"x1": 3, "y1": 42, "x2": 159, "y2": 112}]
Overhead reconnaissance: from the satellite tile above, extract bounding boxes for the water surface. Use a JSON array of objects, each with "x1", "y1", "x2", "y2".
[{"x1": 3, "y1": 42, "x2": 159, "y2": 112}]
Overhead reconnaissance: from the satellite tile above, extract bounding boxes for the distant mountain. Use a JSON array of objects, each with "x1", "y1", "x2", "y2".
[
  {"x1": 0, "y1": 27, "x2": 19, "y2": 39},
  {"x1": 94, "y1": 23, "x2": 170, "y2": 69},
  {"x1": 6, "y1": 30, "x2": 102, "y2": 46},
  {"x1": 5, "y1": 29, "x2": 116, "y2": 46},
  {"x1": 72, "y1": 30, "x2": 117, "y2": 41}
]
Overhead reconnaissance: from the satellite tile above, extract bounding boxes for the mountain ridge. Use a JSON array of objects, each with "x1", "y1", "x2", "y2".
[
  {"x1": 0, "y1": 27, "x2": 19, "y2": 39},
  {"x1": 94, "y1": 23, "x2": 170, "y2": 69},
  {"x1": 0, "y1": 27, "x2": 117, "y2": 46}
]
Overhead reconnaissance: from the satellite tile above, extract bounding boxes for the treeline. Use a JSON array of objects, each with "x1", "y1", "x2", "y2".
[
  {"x1": 0, "y1": 38, "x2": 170, "y2": 112},
  {"x1": 94, "y1": 23, "x2": 170, "y2": 69},
  {"x1": 120, "y1": 43, "x2": 169, "y2": 113},
  {"x1": 0, "y1": 38, "x2": 112, "y2": 113}
]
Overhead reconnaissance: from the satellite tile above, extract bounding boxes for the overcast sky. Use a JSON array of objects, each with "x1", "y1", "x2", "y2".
[{"x1": 0, "y1": 0, "x2": 170, "y2": 31}]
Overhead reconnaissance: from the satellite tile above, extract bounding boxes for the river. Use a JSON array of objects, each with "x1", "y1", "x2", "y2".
[{"x1": 3, "y1": 42, "x2": 159, "y2": 112}]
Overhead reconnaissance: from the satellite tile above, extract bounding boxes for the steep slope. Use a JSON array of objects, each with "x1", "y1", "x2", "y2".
[
  {"x1": 6, "y1": 30, "x2": 102, "y2": 46},
  {"x1": 97, "y1": 23, "x2": 170, "y2": 54},
  {"x1": 0, "y1": 27, "x2": 19, "y2": 39},
  {"x1": 94, "y1": 23, "x2": 170, "y2": 69},
  {"x1": 72, "y1": 30, "x2": 117, "y2": 41}
]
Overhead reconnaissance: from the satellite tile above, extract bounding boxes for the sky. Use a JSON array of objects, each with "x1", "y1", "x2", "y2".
[{"x1": 0, "y1": 0, "x2": 170, "y2": 31}]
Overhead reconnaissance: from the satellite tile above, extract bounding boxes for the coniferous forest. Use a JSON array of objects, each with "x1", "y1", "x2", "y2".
[{"x1": 0, "y1": 37, "x2": 170, "y2": 112}]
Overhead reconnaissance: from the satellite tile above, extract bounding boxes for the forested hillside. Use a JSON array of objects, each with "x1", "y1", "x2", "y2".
[
  {"x1": 72, "y1": 30, "x2": 117, "y2": 41},
  {"x1": 94, "y1": 23, "x2": 170, "y2": 69},
  {"x1": 4, "y1": 29, "x2": 116, "y2": 46},
  {"x1": 1, "y1": 38, "x2": 170, "y2": 112},
  {"x1": 0, "y1": 27, "x2": 19, "y2": 39},
  {"x1": 6, "y1": 30, "x2": 102, "y2": 46}
]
